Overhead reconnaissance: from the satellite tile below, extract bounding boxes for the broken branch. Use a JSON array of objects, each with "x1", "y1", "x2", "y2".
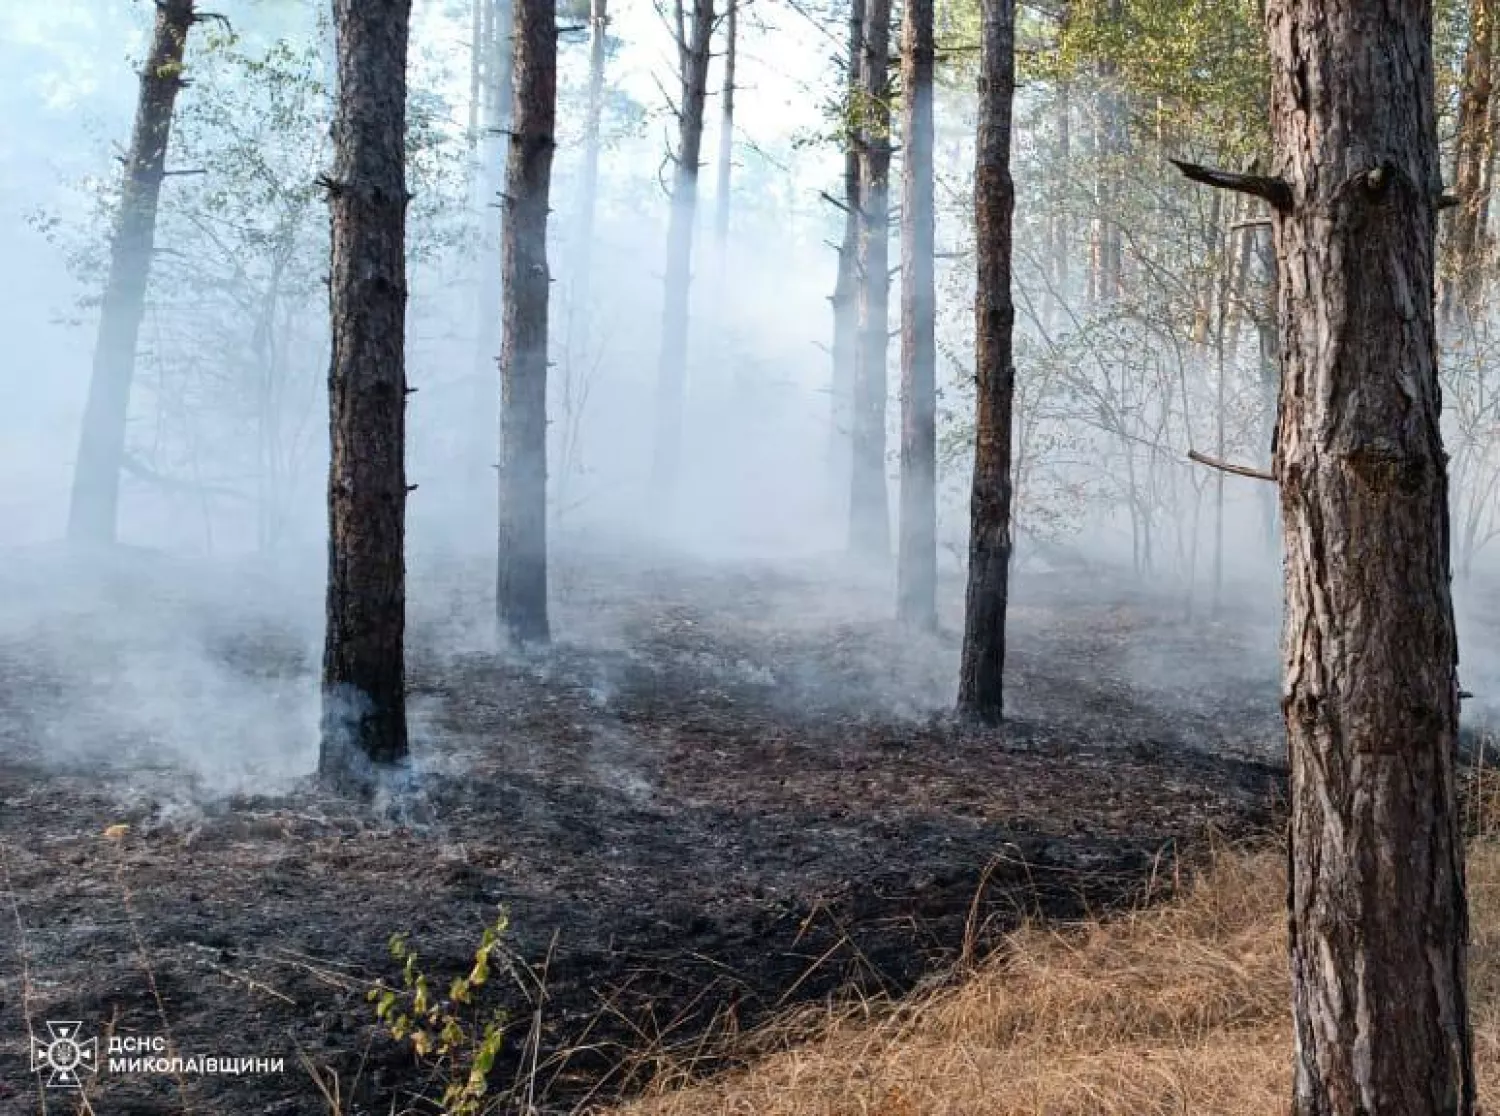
[
  {"x1": 1171, "y1": 159, "x2": 1292, "y2": 211},
  {"x1": 1188, "y1": 449, "x2": 1275, "y2": 483}
]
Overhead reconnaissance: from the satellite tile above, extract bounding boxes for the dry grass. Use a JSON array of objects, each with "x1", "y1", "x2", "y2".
[{"x1": 610, "y1": 834, "x2": 1500, "y2": 1116}]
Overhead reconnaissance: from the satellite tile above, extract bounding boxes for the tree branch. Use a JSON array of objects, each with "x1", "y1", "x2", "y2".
[
  {"x1": 1171, "y1": 159, "x2": 1292, "y2": 211},
  {"x1": 1188, "y1": 449, "x2": 1274, "y2": 483}
]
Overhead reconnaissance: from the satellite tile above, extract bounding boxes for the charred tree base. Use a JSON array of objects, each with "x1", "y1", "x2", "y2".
[{"x1": 319, "y1": 681, "x2": 410, "y2": 797}]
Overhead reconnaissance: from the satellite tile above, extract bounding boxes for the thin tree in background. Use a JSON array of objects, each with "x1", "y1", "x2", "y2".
[
  {"x1": 496, "y1": 0, "x2": 558, "y2": 646},
  {"x1": 571, "y1": 0, "x2": 609, "y2": 307},
  {"x1": 468, "y1": 0, "x2": 515, "y2": 501},
  {"x1": 1177, "y1": 1, "x2": 1475, "y2": 1109},
  {"x1": 896, "y1": 0, "x2": 937, "y2": 628},
  {"x1": 320, "y1": 0, "x2": 412, "y2": 789},
  {"x1": 1443, "y1": 0, "x2": 1494, "y2": 324},
  {"x1": 68, "y1": 0, "x2": 197, "y2": 546},
  {"x1": 848, "y1": 0, "x2": 892, "y2": 557},
  {"x1": 714, "y1": 0, "x2": 738, "y2": 258},
  {"x1": 955, "y1": 0, "x2": 1016, "y2": 724},
  {"x1": 1087, "y1": 0, "x2": 1124, "y2": 303},
  {"x1": 650, "y1": 0, "x2": 716, "y2": 510},
  {"x1": 828, "y1": 0, "x2": 865, "y2": 511}
]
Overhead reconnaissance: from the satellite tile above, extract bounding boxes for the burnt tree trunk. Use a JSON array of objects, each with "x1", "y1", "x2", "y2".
[
  {"x1": 956, "y1": 0, "x2": 1015, "y2": 723},
  {"x1": 848, "y1": 0, "x2": 892, "y2": 558},
  {"x1": 68, "y1": 0, "x2": 196, "y2": 546},
  {"x1": 1443, "y1": 0, "x2": 1494, "y2": 323},
  {"x1": 1266, "y1": 2, "x2": 1476, "y2": 1112},
  {"x1": 829, "y1": 0, "x2": 865, "y2": 513},
  {"x1": 714, "y1": 0, "x2": 737, "y2": 255},
  {"x1": 896, "y1": 0, "x2": 937, "y2": 628},
  {"x1": 496, "y1": 0, "x2": 557, "y2": 646},
  {"x1": 321, "y1": 0, "x2": 412, "y2": 788},
  {"x1": 650, "y1": 0, "x2": 715, "y2": 509}
]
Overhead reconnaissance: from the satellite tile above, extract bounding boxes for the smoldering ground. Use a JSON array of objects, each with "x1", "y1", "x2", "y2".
[
  {"x1": 6, "y1": 3, "x2": 1500, "y2": 1112},
  {"x1": 0, "y1": 535, "x2": 1294, "y2": 1114}
]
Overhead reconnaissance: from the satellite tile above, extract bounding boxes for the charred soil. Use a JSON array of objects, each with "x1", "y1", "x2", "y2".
[{"x1": 0, "y1": 549, "x2": 1288, "y2": 1115}]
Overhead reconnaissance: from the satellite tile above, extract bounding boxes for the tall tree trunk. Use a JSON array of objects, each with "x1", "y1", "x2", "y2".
[
  {"x1": 67, "y1": 0, "x2": 196, "y2": 546},
  {"x1": 956, "y1": 0, "x2": 1015, "y2": 723},
  {"x1": 469, "y1": 0, "x2": 515, "y2": 504},
  {"x1": 829, "y1": 0, "x2": 865, "y2": 515},
  {"x1": 896, "y1": 0, "x2": 936, "y2": 627},
  {"x1": 572, "y1": 0, "x2": 608, "y2": 306},
  {"x1": 650, "y1": 0, "x2": 715, "y2": 509},
  {"x1": 1444, "y1": 0, "x2": 1494, "y2": 323},
  {"x1": 496, "y1": 0, "x2": 557, "y2": 646},
  {"x1": 714, "y1": 0, "x2": 737, "y2": 254},
  {"x1": 321, "y1": 0, "x2": 412, "y2": 790},
  {"x1": 848, "y1": 0, "x2": 892, "y2": 557},
  {"x1": 1263, "y1": 1, "x2": 1476, "y2": 1111}
]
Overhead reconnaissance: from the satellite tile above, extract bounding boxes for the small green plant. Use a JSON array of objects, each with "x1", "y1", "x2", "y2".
[{"x1": 369, "y1": 908, "x2": 511, "y2": 1116}]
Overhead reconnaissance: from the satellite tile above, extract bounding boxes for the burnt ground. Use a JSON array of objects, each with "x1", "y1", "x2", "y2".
[{"x1": 0, "y1": 546, "x2": 1302, "y2": 1115}]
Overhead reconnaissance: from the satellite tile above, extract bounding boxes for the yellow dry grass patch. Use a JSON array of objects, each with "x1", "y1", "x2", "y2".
[{"x1": 613, "y1": 840, "x2": 1500, "y2": 1116}]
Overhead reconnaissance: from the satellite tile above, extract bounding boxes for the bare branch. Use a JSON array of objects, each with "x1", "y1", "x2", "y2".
[
  {"x1": 818, "y1": 190, "x2": 851, "y2": 215},
  {"x1": 191, "y1": 10, "x2": 234, "y2": 33},
  {"x1": 1188, "y1": 449, "x2": 1275, "y2": 483}
]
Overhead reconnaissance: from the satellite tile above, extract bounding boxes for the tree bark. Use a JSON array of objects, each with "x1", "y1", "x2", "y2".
[
  {"x1": 896, "y1": 0, "x2": 937, "y2": 628},
  {"x1": 321, "y1": 0, "x2": 412, "y2": 790},
  {"x1": 848, "y1": 0, "x2": 892, "y2": 557},
  {"x1": 496, "y1": 0, "x2": 557, "y2": 646},
  {"x1": 956, "y1": 0, "x2": 1015, "y2": 723},
  {"x1": 1264, "y1": 2, "x2": 1476, "y2": 1112},
  {"x1": 650, "y1": 0, "x2": 715, "y2": 509},
  {"x1": 1443, "y1": 0, "x2": 1494, "y2": 323},
  {"x1": 829, "y1": 0, "x2": 865, "y2": 513},
  {"x1": 67, "y1": 0, "x2": 196, "y2": 546}
]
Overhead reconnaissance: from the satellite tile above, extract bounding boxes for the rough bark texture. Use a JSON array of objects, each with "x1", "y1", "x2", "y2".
[
  {"x1": 321, "y1": 0, "x2": 412, "y2": 789},
  {"x1": 1443, "y1": 0, "x2": 1494, "y2": 322},
  {"x1": 1265, "y1": 2, "x2": 1475, "y2": 1112},
  {"x1": 714, "y1": 0, "x2": 737, "y2": 253},
  {"x1": 650, "y1": 0, "x2": 715, "y2": 509},
  {"x1": 956, "y1": 0, "x2": 1015, "y2": 723},
  {"x1": 848, "y1": 0, "x2": 893, "y2": 558},
  {"x1": 67, "y1": 0, "x2": 196, "y2": 546},
  {"x1": 496, "y1": 0, "x2": 557, "y2": 647},
  {"x1": 829, "y1": 0, "x2": 865, "y2": 510},
  {"x1": 896, "y1": 0, "x2": 937, "y2": 628}
]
